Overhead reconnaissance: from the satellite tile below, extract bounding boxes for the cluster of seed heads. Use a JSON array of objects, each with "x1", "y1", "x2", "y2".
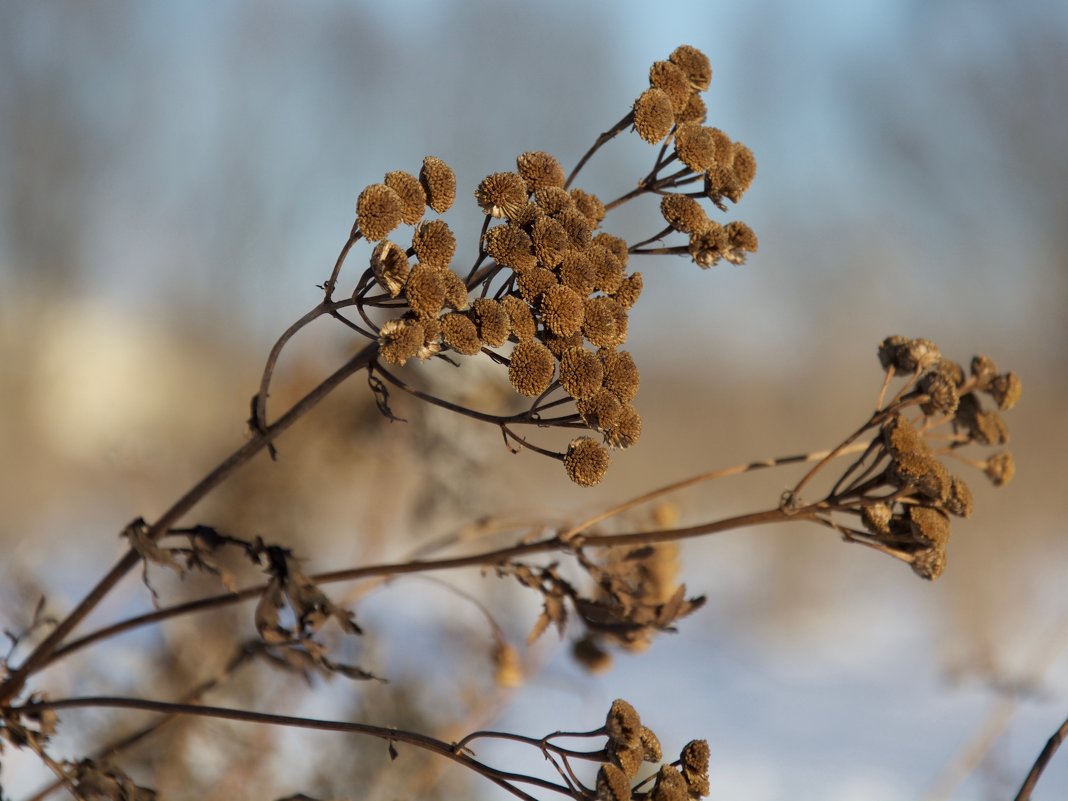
[
  {"x1": 597, "y1": 699, "x2": 709, "y2": 801},
  {"x1": 823, "y1": 336, "x2": 1020, "y2": 579},
  {"x1": 341, "y1": 45, "x2": 756, "y2": 486}
]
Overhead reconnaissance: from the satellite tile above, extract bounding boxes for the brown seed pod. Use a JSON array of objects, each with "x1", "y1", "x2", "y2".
[
  {"x1": 911, "y1": 544, "x2": 947, "y2": 581},
  {"x1": 640, "y1": 726, "x2": 662, "y2": 762},
  {"x1": 722, "y1": 221, "x2": 758, "y2": 265},
  {"x1": 689, "y1": 221, "x2": 727, "y2": 268},
  {"x1": 558, "y1": 248, "x2": 597, "y2": 295},
  {"x1": 601, "y1": 349, "x2": 640, "y2": 402},
  {"x1": 508, "y1": 340, "x2": 555, "y2": 397},
  {"x1": 669, "y1": 44, "x2": 712, "y2": 90},
  {"x1": 945, "y1": 475, "x2": 973, "y2": 518},
  {"x1": 612, "y1": 272, "x2": 643, "y2": 310},
  {"x1": 534, "y1": 186, "x2": 575, "y2": 216},
  {"x1": 555, "y1": 207, "x2": 594, "y2": 248},
  {"x1": 861, "y1": 502, "x2": 893, "y2": 537},
  {"x1": 517, "y1": 150, "x2": 565, "y2": 191},
  {"x1": 587, "y1": 244, "x2": 625, "y2": 294},
  {"x1": 676, "y1": 91, "x2": 708, "y2": 125},
  {"x1": 419, "y1": 155, "x2": 456, "y2": 213},
  {"x1": 439, "y1": 267, "x2": 470, "y2": 311},
  {"x1": 356, "y1": 183, "x2": 404, "y2": 241},
  {"x1": 558, "y1": 346, "x2": 605, "y2": 400},
  {"x1": 680, "y1": 739, "x2": 710, "y2": 782},
  {"x1": 730, "y1": 142, "x2": 757, "y2": 198},
  {"x1": 384, "y1": 170, "x2": 426, "y2": 225},
  {"x1": 538, "y1": 284, "x2": 586, "y2": 336},
  {"x1": 988, "y1": 372, "x2": 1022, "y2": 410},
  {"x1": 593, "y1": 232, "x2": 630, "y2": 267},
  {"x1": 583, "y1": 296, "x2": 626, "y2": 349},
  {"x1": 485, "y1": 224, "x2": 537, "y2": 272},
  {"x1": 984, "y1": 451, "x2": 1015, "y2": 486},
  {"x1": 652, "y1": 765, "x2": 689, "y2": 801},
  {"x1": 411, "y1": 219, "x2": 457, "y2": 269},
  {"x1": 370, "y1": 240, "x2": 410, "y2": 297},
  {"x1": 404, "y1": 263, "x2": 446, "y2": 317},
  {"x1": 608, "y1": 739, "x2": 645, "y2": 779},
  {"x1": 500, "y1": 294, "x2": 536, "y2": 341},
  {"x1": 540, "y1": 330, "x2": 584, "y2": 358},
  {"x1": 633, "y1": 87, "x2": 675, "y2": 144},
  {"x1": 878, "y1": 336, "x2": 941, "y2": 373},
  {"x1": 970, "y1": 354, "x2": 999, "y2": 388},
  {"x1": 605, "y1": 403, "x2": 641, "y2": 449},
  {"x1": 471, "y1": 297, "x2": 510, "y2": 347},
  {"x1": 576, "y1": 389, "x2": 623, "y2": 432},
  {"x1": 908, "y1": 506, "x2": 951, "y2": 548},
  {"x1": 439, "y1": 312, "x2": 482, "y2": 356},
  {"x1": 531, "y1": 215, "x2": 571, "y2": 268},
  {"x1": 660, "y1": 194, "x2": 710, "y2": 234},
  {"x1": 649, "y1": 59, "x2": 692, "y2": 113},
  {"x1": 919, "y1": 370, "x2": 960, "y2": 416},
  {"x1": 570, "y1": 189, "x2": 606, "y2": 225},
  {"x1": 378, "y1": 318, "x2": 425, "y2": 366},
  {"x1": 596, "y1": 763, "x2": 632, "y2": 801},
  {"x1": 673, "y1": 122, "x2": 719, "y2": 172},
  {"x1": 517, "y1": 266, "x2": 558, "y2": 304},
  {"x1": 475, "y1": 171, "x2": 529, "y2": 218},
  {"x1": 605, "y1": 699, "x2": 642, "y2": 745}
]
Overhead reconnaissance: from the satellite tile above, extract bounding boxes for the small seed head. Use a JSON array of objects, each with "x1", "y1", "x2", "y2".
[
  {"x1": 411, "y1": 219, "x2": 457, "y2": 269},
  {"x1": 558, "y1": 346, "x2": 605, "y2": 400},
  {"x1": 356, "y1": 183, "x2": 404, "y2": 241},
  {"x1": 508, "y1": 340, "x2": 555, "y2": 397},
  {"x1": 419, "y1": 156, "x2": 456, "y2": 213},
  {"x1": 475, "y1": 171, "x2": 528, "y2": 219},
  {"x1": 404, "y1": 263, "x2": 446, "y2": 317},
  {"x1": 500, "y1": 294, "x2": 536, "y2": 341},
  {"x1": 471, "y1": 297, "x2": 510, "y2": 347},
  {"x1": 564, "y1": 436, "x2": 611, "y2": 487},
  {"x1": 633, "y1": 87, "x2": 675, "y2": 144},
  {"x1": 384, "y1": 170, "x2": 427, "y2": 225},
  {"x1": 661, "y1": 194, "x2": 710, "y2": 234},
  {"x1": 439, "y1": 312, "x2": 482, "y2": 356},
  {"x1": 538, "y1": 284, "x2": 586, "y2": 336},
  {"x1": 370, "y1": 240, "x2": 410, "y2": 297},
  {"x1": 649, "y1": 59, "x2": 692, "y2": 113},
  {"x1": 516, "y1": 150, "x2": 565, "y2": 191},
  {"x1": 669, "y1": 44, "x2": 712, "y2": 91}
]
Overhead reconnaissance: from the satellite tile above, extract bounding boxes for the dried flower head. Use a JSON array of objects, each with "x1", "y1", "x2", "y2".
[
  {"x1": 988, "y1": 372, "x2": 1022, "y2": 411},
  {"x1": 534, "y1": 186, "x2": 575, "y2": 216},
  {"x1": 517, "y1": 266, "x2": 558, "y2": 304},
  {"x1": 861, "y1": 502, "x2": 893, "y2": 536},
  {"x1": 558, "y1": 249, "x2": 597, "y2": 295},
  {"x1": 680, "y1": 739, "x2": 710, "y2": 787},
  {"x1": 419, "y1": 155, "x2": 456, "y2": 213},
  {"x1": 540, "y1": 330, "x2": 584, "y2": 358},
  {"x1": 384, "y1": 170, "x2": 426, "y2": 225},
  {"x1": 911, "y1": 545, "x2": 947, "y2": 581},
  {"x1": 956, "y1": 394, "x2": 1009, "y2": 445},
  {"x1": 593, "y1": 232, "x2": 630, "y2": 267},
  {"x1": 378, "y1": 318, "x2": 425, "y2": 366},
  {"x1": 471, "y1": 297, "x2": 510, "y2": 347},
  {"x1": 370, "y1": 240, "x2": 410, "y2": 297},
  {"x1": 485, "y1": 224, "x2": 537, "y2": 272},
  {"x1": 476, "y1": 171, "x2": 529, "y2": 219},
  {"x1": 945, "y1": 475, "x2": 974, "y2": 518},
  {"x1": 649, "y1": 59, "x2": 692, "y2": 113},
  {"x1": 538, "y1": 284, "x2": 586, "y2": 336},
  {"x1": 688, "y1": 221, "x2": 727, "y2": 268},
  {"x1": 558, "y1": 346, "x2": 605, "y2": 400},
  {"x1": 640, "y1": 726, "x2": 663, "y2": 762},
  {"x1": 909, "y1": 506, "x2": 951, "y2": 548},
  {"x1": 984, "y1": 451, "x2": 1015, "y2": 486},
  {"x1": 597, "y1": 764, "x2": 632, "y2": 801},
  {"x1": 583, "y1": 296, "x2": 627, "y2": 349},
  {"x1": 729, "y1": 142, "x2": 757, "y2": 199},
  {"x1": 440, "y1": 312, "x2": 482, "y2": 356},
  {"x1": 676, "y1": 92, "x2": 708, "y2": 124},
  {"x1": 508, "y1": 340, "x2": 555, "y2": 397},
  {"x1": 564, "y1": 436, "x2": 611, "y2": 487},
  {"x1": 670, "y1": 44, "x2": 712, "y2": 89},
  {"x1": 601, "y1": 349, "x2": 640, "y2": 402},
  {"x1": 577, "y1": 388, "x2": 624, "y2": 431},
  {"x1": 608, "y1": 739, "x2": 646, "y2": 779},
  {"x1": 531, "y1": 215, "x2": 571, "y2": 267},
  {"x1": 661, "y1": 194, "x2": 710, "y2": 234},
  {"x1": 571, "y1": 189, "x2": 606, "y2": 225},
  {"x1": 878, "y1": 336, "x2": 941, "y2": 373},
  {"x1": 516, "y1": 150, "x2": 565, "y2": 191},
  {"x1": 674, "y1": 122, "x2": 719, "y2": 172},
  {"x1": 356, "y1": 183, "x2": 404, "y2": 241},
  {"x1": 411, "y1": 219, "x2": 457, "y2": 269},
  {"x1": 970, "y1": 354, "x2": 999, "y2": 388},
  {"x1": 919, "y1": 369, "x2": 960, "y2": 416},
  {"x1": 500, "y1": 294, "x2": 536, "y2": 341},
  {"x1": 605, "y1": 403, "x2": 642, "y2": 449},
  {"x1": 633, "y1": 87, "x2": 675, "y2": 144},
  {"x1": 439, "y1": 267, "x2": 469, "y2": 311},
  {"x1": 556, "y1": 206, "x2": 594, "y2": 248},
  {"x1": 585, "y1": 246, "x2": 623, "y2": 295},
  {"x1": 722, "y1": 221, "x2": 758, "y2": 264},
  {"x1": 404, "y1": 263, "x2": 446, "y2": 317},
  {"x1": 883, "y1": 414, "x2": 949, "y2": 502},
  {"x1": 612, "y1": 272, "x2": 644, "y2": 309},
  {"x1": 605, "y1": 698, "x2": 641, "y2": 745},
  {"x1": 652, "y1": 765, "x2": 689, "y2": 801}
]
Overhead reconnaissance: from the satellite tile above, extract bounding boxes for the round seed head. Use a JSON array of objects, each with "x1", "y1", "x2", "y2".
[
  {"x1": 674, "y1": 122, "x2": 719, "y2": 172},
  {"x1": 934, "y1": 357, "x2": 966, "y2": 387},
  {"x1": 612, "y1": 272, "x2": 643, "y2": 309},
  {"x1": 558, "y1": 248, "x2": 597, "y2": 295},
  {"x1": 955, "y1": 393, "x2": 1008, "y2": 445},
  {"x1": 596, "y1": 764, "x2": 632, "y2": 801},
  {"x1": 419, "y1": 156, "x2": 456, "y2": 213},
  {"x1": 661, "y1": 194, "x2": 710, "y2": 234},
  {"x1": 605, "y1": 699, "x2": 641, "y2": 745},
  {"x1": 633, "y1": 87, "x2": 675, "y2": 144},
  {"x1": 680, "y1": 739, "x2": 710, "y2": 781},
  {"x1": 508, "y1": 340, "x2": 555, "y2": 396},
  {"x1": 471, "y1": 297, "x2": 511, "y2": 347},
  {"x1": 608, "y1": 739, "x2": 645, "y2": 779},
  {"x1": 534, "y1": 186, "x2": 575, "y2": 216},
  {"x1": 384, "y1": 170, "x2": 426, "y2": 225},
  {"x1": 509, "y1": 201, "x2": 543, "y2": 227},
  {"x1": 476, "y1": 171, "x2": 528, "y2": 218},
  {"x1": 540, "y1": 330, "x2": 584, "y2": 358},
  {"x1": 601, "y1": 349, "x2": 640, "y2": 402},
  {"x1": 411, "y1": 219, "x2": 457, "y2": 269},
  {"x1": 516, "y1": 150, "x2": 565, "y2": 191},
  {"x1": 439, "y1": 312, "x2": 482, "y2": 356},
  {"x1": 517, "y1": 266, "x2": 558, "y2": 304},
  {"x1": 370, "y1": 240, "x2": 410, "y2": 297},
  {"x1": 357, "y1": 183, "x2": 404, "y2": 241},
  {"x1": 722, "y1": 221, "x2": 758, "y2": 265},
  {"x1": 555, "y1": 207, "x2": 594, "y2": 248},
  {"x1": 576, "y1": 389, "x2": 623, "y2": 432},
  {"x1": 593, "y1": 232, "x2": 630, "y2": 266},
  {"x1": 988, "y1": 372, "x2": 1022, "y2": 411},
  {"x1": 676, "y1": 91, "x2": 708, "y2": 124},
  {"x1": 652, "y1": 765, "x2": 689, "y2": 801},
  {"x1": 880, "y1": 336, "x2": 942, "y2": 373},
  {"x1": 970, "y1": 354, "x2": 999, "y2": 388},
  {"x1": 404, "y1": 263, "x2": 446, "y2": 317},
  {"x1": 570, "y1": 189, "x2": 606, "y2": 225},
  {"x1": 565, "y1": 437, "x2": 610, "y2": 487},
  {"x1": 984, "y1": 451, "x2": 1015, "y2": 486},
  {"x1": 583, "y1": 296, "x2": 626, "y2": 349},
  {"x1": 861, "y1": 502, "x2": 893, "y2": 536},
  {"x1": 500, "y1": 294, "x2": 536, "y2": 341},
  {"x1": 538, "y1": 284, "x2": 586, "y2": 336},
  {"x1": 670, "y1": 44, "x2": 712, "y2": 90},
  {"x1": 605, "y1": 403, "x2": 641, "y2": 449},
  {"x1": 558, "y1": 346, "x2": 605, "y2": 400},
  {"x1": 640, "y1": 726, "x2": 662, "y2": 762},
  {"x1": 572, "y1": 634, "x2": 613, "y2": 674},
  {"x1": 909, "y1": 506, "x2": 950, "y2": 548},
  {"x1": 730, "y1": 142, "x2": 757, "y2": 197},
  {"x1": 378, "y1": 318, "x2": 425, "y2": 366},
  {"x1": 439, "y1": 267, "x2": 470, "y2": 310},
  {"x1": 920, "y1": 370, "x2": 960, "y2": 416},
  {"x1": 649, "y1": 59, "x2": 692, "y2": 113},
  {"x1": 587, "y1": 244, "x2": 625, "y2": 294},
  {"x1": 689, "y1": 221, "x2": 727, "y2": 268},
  {"x1": 531, "y1": 215, "x2": 571, "y2": 267},
  {"x1": 911, "y1": 544, "x2": 947, "y2": 580},
  {"x1": 485, "y1": 224, "x2": 537, "y2": 272},
  {"x1": 945, "y1": 475, "x2": 973, "y2": 518}
]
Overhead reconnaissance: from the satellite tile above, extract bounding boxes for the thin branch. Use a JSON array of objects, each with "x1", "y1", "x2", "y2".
[{"x1": 1013, "y1": 714, "x2": 1068, "y2": 801}]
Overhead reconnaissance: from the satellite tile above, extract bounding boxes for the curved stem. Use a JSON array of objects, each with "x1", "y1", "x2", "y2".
[
  {"x1": 322, "y1": 220, "x2": 362, "y2": 301},
  {"x1": 565, "y1": 113, "x2": 633, "y2": 189}
]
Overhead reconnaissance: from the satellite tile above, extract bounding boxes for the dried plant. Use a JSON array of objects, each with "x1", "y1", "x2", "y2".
[{"x1": 0, "y1": 44, "x2": 1050, "y2": 801}]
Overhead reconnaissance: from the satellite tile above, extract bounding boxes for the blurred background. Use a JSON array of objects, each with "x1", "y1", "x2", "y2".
[{"x1": 1, "y1": 1, "x2": 1066, "y2": 799}]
